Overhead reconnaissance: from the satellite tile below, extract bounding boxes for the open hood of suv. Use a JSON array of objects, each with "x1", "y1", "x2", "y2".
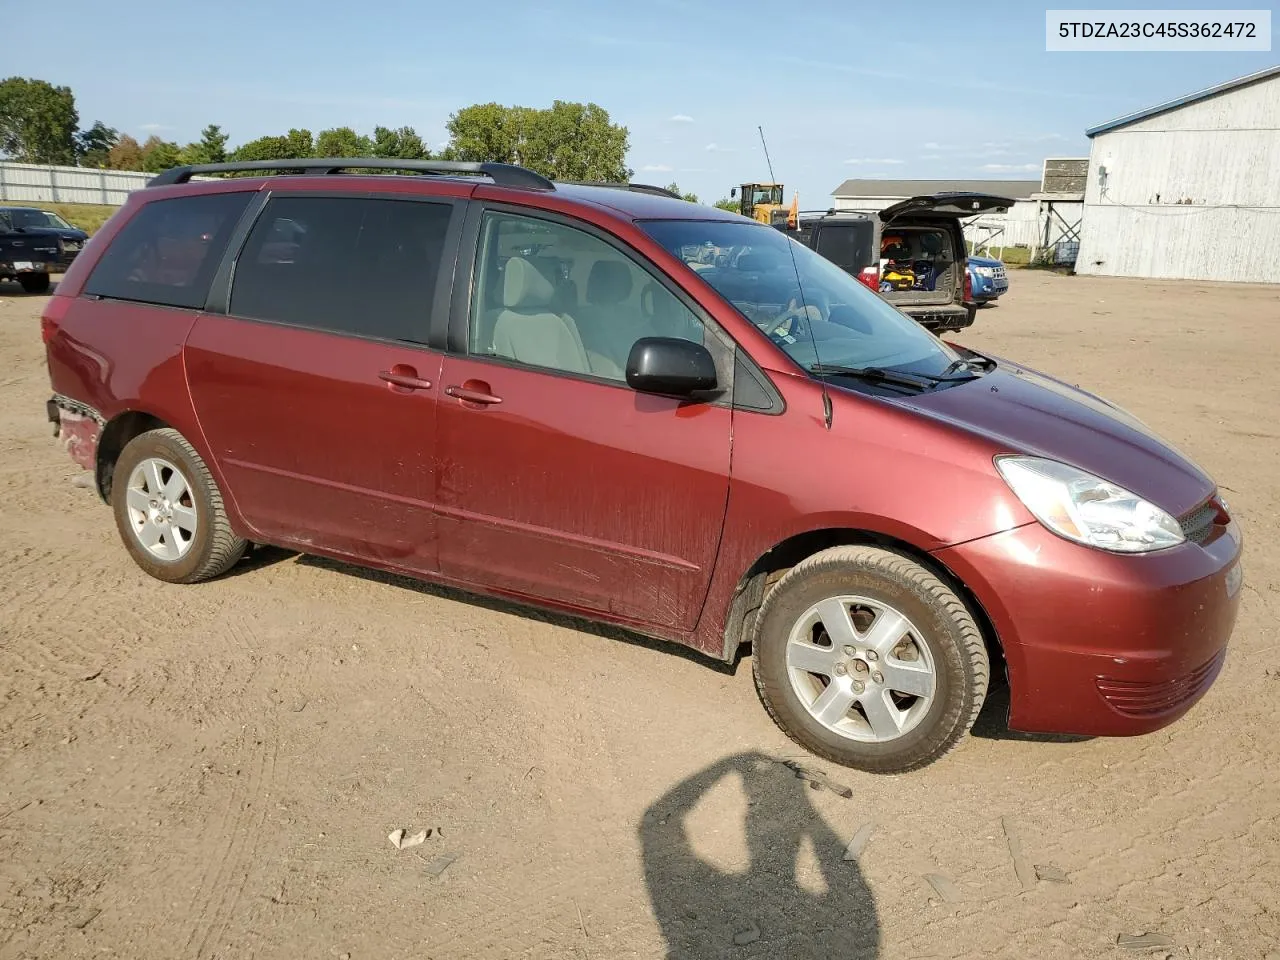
[{"x1": 880, "y1": 193, "x2": 1016, "y2": 221}]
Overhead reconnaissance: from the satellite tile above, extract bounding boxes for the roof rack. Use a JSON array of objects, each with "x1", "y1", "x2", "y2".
[
  {"x1": 147, "y1": 158, "x2": 555, "y2": 191},
  {"x1": 559, "y1": 181, "x2": 684, "y2": 200}
]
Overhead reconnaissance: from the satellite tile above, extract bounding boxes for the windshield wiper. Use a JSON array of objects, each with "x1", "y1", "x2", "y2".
[
  {"x1": 939, "y1": 351, "x2": 996, "y2": 378},
  {"x1": 810, "y1": 364, "x2": 937, "y2": 392}
]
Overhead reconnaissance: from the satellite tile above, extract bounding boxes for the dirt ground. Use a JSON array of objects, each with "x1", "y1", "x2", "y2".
[{"x1": 1, "y1": 270, "x2": 1278, "y2": 960}]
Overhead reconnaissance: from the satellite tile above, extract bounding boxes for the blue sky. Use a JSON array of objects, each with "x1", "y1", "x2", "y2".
[{"x1": 9, "y1": 0, "x2": 1276, "y2": 204}]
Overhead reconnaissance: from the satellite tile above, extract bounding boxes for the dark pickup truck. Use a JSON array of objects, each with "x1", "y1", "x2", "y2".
[
  {"x1": 774, "y1": 192, "x2": 1014, "y2": 333},
  {"x1": 0, "y1": 208, "x2": 59, "y2": 293}
]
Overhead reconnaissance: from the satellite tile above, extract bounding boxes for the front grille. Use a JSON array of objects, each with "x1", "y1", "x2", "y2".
[
  {"x1": 1178, "y1": 501, "x2": 1218, "y2": 545},
  {"x1": 1096, "y1": 650, "x2": 1225, "y2": 718}
]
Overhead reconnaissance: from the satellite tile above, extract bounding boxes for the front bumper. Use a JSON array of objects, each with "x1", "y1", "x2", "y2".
[{"x1": 934, "y1": 513, "x2": 1243, "y2": 736}]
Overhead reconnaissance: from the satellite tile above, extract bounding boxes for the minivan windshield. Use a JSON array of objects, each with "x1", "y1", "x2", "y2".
[{"x1": 641, "y1": 219, "x2": 958, "y2": 379}]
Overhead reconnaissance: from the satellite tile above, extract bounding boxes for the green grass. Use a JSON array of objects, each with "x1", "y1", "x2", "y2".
[
  {"x1": 967, "y1": 242, "x2": 1031, "y2": 266},
  {"x1": 23, "y1": 201, "x2": 118, "y2": 235}
]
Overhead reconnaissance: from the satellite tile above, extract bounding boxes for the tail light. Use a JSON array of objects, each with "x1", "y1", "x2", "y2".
[
  {"x1": 858, "y1": 265, "x2": 879, "y2": 291},
  {"x1": 963, "y1": 263, "x2": 973, "y2": 302},
  {"x1": 40, "y1": 293, "x2": 72, "y2": 345}
]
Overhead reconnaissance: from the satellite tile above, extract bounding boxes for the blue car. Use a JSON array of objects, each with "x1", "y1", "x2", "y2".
[{"x1": 966, "y1": 253, "x2": 1008, "y2": 305}]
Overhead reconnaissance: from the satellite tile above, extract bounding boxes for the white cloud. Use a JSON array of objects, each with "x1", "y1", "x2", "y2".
[
  {"x1": 923, "y1": 141, "x2": 957, "y2": 151},
  {"x1": 641, "y1": 163, "x2": 674, "y2": 172},
  {"x1": 139, "y1": 123, "x2": 171, "y2": 132},
  {"x1": 705, "y1": 143, "x2": 734, "y2": 153},
  {"x1": 843, "y1": 157, "x2": 904, "y2": 165},
  {"x1": 669, "y1": 113, "x2": 694, "y2": 123},
  {"x1": 920, "y1": 154, "x2": 942, "y2": 160},
  {"x1": 980, "y1": 163, "x2": 1041, "y2": 173}
]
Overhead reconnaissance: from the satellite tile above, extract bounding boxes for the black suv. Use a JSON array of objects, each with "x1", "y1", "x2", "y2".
[
  {"x1": 0, "y1": 205, "x2": 89, "y2": 269},
  {"x1": 0, "y1": 208, "x2": 59, "y2": 293},
  {"x1": 778, "y1": 193, "x2": 1013, "y2": 333}
]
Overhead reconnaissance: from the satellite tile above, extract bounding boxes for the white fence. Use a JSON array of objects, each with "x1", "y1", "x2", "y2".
[{"x1": 0, "y1": 161, "x2": 155, "y2": 205}]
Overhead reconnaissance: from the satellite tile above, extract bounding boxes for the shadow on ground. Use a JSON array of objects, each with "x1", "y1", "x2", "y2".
[
  {"x1": 640, "y1": 752, "x2": 879, "y2": 959},
  {"x1": 227, "y1": 547, "x2": 737, "y2": 673}
]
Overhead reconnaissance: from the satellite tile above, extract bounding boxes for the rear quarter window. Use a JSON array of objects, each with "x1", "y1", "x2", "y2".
[{"x1": 84, "y1": 192, "x2": 253, "y2": 309}]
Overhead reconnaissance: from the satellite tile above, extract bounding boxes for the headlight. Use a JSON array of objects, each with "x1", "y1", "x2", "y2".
[
  {"x1": 996, "y1": 456, "x2": 1184, "y2": 553},
  {"x1": 974, "y1": 266, "x2": 995, "y2": 277}
]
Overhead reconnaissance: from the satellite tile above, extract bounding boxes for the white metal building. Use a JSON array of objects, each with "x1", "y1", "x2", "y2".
[{"x1": 1075, "y1": 65, "x2": 1280, "y2": 283}]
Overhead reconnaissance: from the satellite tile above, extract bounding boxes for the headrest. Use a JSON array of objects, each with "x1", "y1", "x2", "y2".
[
  {"x1": 503, "y1": 257, "x2": 556, "y2": 309},
  {"x1": 736, "y1": 253, "x2": 771, "y2": 273},
  {"x1": 587, "y1": 260, "x2": 632, "y2": 305}
]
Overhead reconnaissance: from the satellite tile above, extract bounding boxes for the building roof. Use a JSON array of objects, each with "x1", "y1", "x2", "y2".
[
  {"x1": 830, "y1": 178, "x2": 1041, "y2": 200},
  {"x1": 1086, "y1": 64, "x2": 1280, "y2": 138}
]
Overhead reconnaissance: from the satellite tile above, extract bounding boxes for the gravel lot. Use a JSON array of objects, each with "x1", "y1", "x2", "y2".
[{"x1": 2, "y1": 269, "x2": 1277, "y2": 959}]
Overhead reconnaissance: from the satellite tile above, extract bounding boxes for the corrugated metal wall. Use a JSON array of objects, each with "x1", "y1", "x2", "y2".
[
  {"x1": 1075, "y1": 74, "x2": 1280, "y2": 283},
  {"x1": 0, "y1": 162, "x2": 156, "y2": 205}
]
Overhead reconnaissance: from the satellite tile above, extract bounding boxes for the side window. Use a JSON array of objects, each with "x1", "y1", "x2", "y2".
[
  {"x1": 84, "y1": 192, "x2": 253, "y2": 309},
  {"x1": 230, "y1": 197, "x2": 452, "y2": 344},
  {"x1": 470, "y1": 211, "x2": 706, "y2": 382}
]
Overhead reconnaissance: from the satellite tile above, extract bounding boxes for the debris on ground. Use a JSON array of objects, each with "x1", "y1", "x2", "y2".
[
  {"x1": 781, "y1": 760, "x2": 853, "y2": 798},
  {"x1": 1116, "y1": 932, "x2": 1175, "y2": 949},
  {"x1": 71, "y1": 474, "x2": 94, "y2": 489},
  {"x1": 924, "y1": 874, "x2": 961, "y2": 903},
  {"x1": 80, "y1": 669, "x2": 102, "y2": 682},
  {"x1": 732, "y1": 921, "x2": 761, "y2": 945},
  {"x1": 1001, "y1": 817, "x2": 1036, "y2": 891},
  {"x1": 69, "y1": 907, "x2": 101, "y2": 930},
  {"x1": 389, "y1": 827, "x2": 430, "y2": 850},
  {"x1": 843, "y1": 822, "x2": 876, "y2": 861},
  {"x1": 422, "y1": 853, "x2": 457, "y2": 878},
  {"x1": 1034, "y1": 863, "x2": 1069, "y2": 883}
]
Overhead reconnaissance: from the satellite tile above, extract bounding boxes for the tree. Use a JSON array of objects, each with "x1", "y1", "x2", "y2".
[
  {"x1": 372, "y1": 125, "x2": 428, "y2": 160},
  {"x1": 522, "y1": 101, "x2": 630, "y2": 181},
  {"x1": 315, "y1": 126, "x2": 374, "y2": 157},
  {"x1": 180, "y1": 124, "x2": 229, "y2": 166},
  {"x1": 0, "y1": 77, "x2": 79, "y2": 165},
  {"x1": 230, "y1": 128, "x2": 314, "y2": 164},
  {"x1": 443, "y1": 102, "x2": 532, "y2": 166},
  {"x1": 713, "y1": 197, "x2": 740, "y2": 213},
  {"x1": 141, "y1": 135, "x2": 182, "y2": 173},
  {"x1": 76, "y1": 121, "x2": 118, "y2": 168},
  {"x1": 665, "y1": 182, "x2": 698, "y2": 203},
  {"x1": 107, "y1": 134, "x2": 145, "y2": 171},
  {"x1": 444, "y1": 101, "x2": 630, "y2": 181}
]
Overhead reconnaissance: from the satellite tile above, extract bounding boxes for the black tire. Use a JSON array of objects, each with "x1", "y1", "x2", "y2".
[
  {"x1": 111, "y1": 428, "x2": 247, "y2": 584},
  {"x1": 751, "y1": 545, "x2": 989, "y2": 774},
  {"x1": 18, "y1": 273, "x2": 51, "y2": 294}
]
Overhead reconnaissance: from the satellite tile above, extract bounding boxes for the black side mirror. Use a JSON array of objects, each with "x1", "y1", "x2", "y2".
[{"x1": 626, "y1": 337, "x2": 718, "y2": 398}]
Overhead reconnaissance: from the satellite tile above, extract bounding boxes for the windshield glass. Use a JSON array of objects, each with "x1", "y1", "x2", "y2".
[
  {"x1": 750, "y1": 186, "x2": 782, "y2": 206},
  {"x1": 9, "y1": 209, "x2": 70, "y2": 229},
  {"x1": 641, "y1": 219, "x2": 957, "y2": 376}
]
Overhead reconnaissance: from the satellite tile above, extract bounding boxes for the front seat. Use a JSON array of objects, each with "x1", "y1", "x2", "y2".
[
  {"x1": 492, "y1": 257, "x2": 591, "y2": 375},
  {"x1": 576, "y1": 260, "x2": 638, "y2": 375}
]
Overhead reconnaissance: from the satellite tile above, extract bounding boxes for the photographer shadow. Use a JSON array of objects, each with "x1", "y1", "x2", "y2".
[{"x1": 640, "y1": 752, "x2": 879, "y2": 959}]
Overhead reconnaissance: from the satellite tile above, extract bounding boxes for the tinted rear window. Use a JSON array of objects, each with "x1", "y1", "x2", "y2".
[
  {"x1": 84, "y1": 192, "x2": 252, "y2": 309},
  {"x1": 229, "y1": 196, "x2": 452, "y2": 343},
  {"x1": 814, "y1": 222, "x2": 874, "y2": 271}
]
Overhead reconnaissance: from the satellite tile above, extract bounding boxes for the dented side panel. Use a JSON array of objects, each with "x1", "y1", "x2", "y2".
[{"x1": 52, "y1": 397, "x2": 104, "y2": 472}]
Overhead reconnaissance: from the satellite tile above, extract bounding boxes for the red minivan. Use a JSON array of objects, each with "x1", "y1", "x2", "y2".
[{"x1": 42, "y1": 159, "x2": 1243, "y2": 773}]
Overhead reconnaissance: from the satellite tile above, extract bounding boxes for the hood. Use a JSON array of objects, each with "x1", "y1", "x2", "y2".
[
  {"x1": 11, "y1": 225, "x2": 88, "y2": 242},
  {"x1": 966, "y1": 254, "x2": 1003, "y2": 267},
  {"x1": 896, "y1": 361, "x2": 1214, "y2": 517}
]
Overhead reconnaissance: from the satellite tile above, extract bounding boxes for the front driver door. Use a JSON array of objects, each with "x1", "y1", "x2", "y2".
[{"x1": 433, "y1": 207, "x2": 734, "y2": 632}]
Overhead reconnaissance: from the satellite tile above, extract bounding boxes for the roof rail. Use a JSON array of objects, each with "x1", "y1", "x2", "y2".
[
  {"x1": 147, "y1": 158, "x2": 555, "y2": 191},
  {"x1": 559, "y1": 181, "x2": 684, "y2": 200}
]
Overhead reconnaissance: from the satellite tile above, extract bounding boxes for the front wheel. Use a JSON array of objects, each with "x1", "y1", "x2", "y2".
[
  {"x1": 752, "y1": 546, "x2": 989, "y2": 774},
  {"x1": 18, "y1": 272, "x2": 51, "y2": 294},
  {"x1": 111, "y1": 428, "x2": 247, "y2": 584}
]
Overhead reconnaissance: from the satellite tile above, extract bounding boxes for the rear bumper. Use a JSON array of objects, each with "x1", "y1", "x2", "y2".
[
  {"x1": 48, "y1": 394, "x2": 103, "y2": 473},
  {"x1": 933, "y1": 515, "x2": 1243, "y2": 737},
  {"x1": 902, "y1": 304, "x2": 973, "y2": 332}
]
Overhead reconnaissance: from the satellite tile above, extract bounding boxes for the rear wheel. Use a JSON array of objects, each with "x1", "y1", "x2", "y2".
[
  {"x1": 111, "y1": 428, "x2": 246, "y2": 584},
  {"x1": 752, "y1": 545, "x2": 988, "y2": 774},
  {"x1": 18, "y1": 273, "x2": 50, "y2": 294}
]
